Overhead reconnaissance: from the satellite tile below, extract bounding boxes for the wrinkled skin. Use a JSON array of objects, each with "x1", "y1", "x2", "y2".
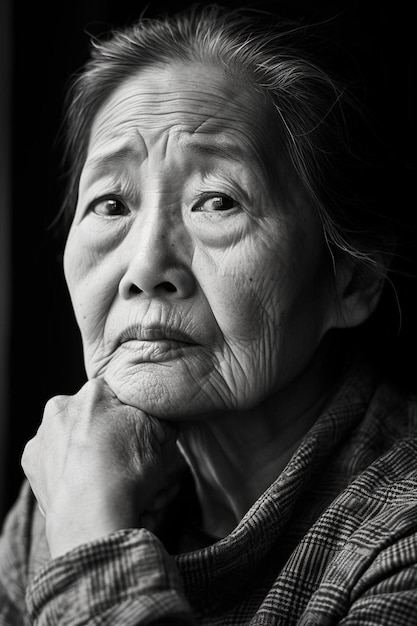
[
  {"x1": 22, "y1": 378, "x2": 181, "y2": 556},
  {"x1": 64, "y1": 62, "x2": 336, "y2": 419},
  {"x1": 22, "y1": 61, "x2": 347, "y2": 554}
]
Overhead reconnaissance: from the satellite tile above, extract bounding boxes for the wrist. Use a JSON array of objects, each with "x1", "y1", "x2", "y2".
[{"x1": 45, "y1": 488, "x2": 141, "y2": 558}]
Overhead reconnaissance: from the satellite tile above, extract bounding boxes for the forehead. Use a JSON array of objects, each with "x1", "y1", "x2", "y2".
[{"x1": 87, "y1": 61, "x2": 281, "y2": 169}]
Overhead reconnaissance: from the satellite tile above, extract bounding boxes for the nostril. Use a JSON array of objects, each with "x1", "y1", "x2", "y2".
[
  {"x1": 123, "y1": 280, "x2": 177, "y2": 298},
  {"x1": 158, "y1": 281, "x2": 177, "y2": 293}
]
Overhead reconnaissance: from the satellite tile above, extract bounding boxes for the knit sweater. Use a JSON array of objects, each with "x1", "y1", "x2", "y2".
[{"x1": 1, "y1": 358, "x2": 417, "y2": 625}]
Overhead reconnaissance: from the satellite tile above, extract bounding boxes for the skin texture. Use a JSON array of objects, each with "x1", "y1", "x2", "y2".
[
  {"x1": 22, "y1": 379, "x2": 180, "y2": 555},
  {"x1": 22, "y1": 61, "x2": 380, "y2": 553},
  {"x1": 64, "y1": 62, "x2": 336, "y2": 418}
]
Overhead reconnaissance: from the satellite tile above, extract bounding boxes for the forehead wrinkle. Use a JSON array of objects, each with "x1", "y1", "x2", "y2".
[
  {"x1": 91, "y1": 58, "x2": 275, "y2": 142},
  {"x1": 87, "y1": 64, "x2": 285, "y2": 201},
  {"x1": 121, "y1": 82, "x2": 247, "y2": 113},
  {"x1": 94, "y1": 73, "x2": 260, "y2": 134},
  {"x1": 89, "y1": 110, "x2": 268, "y2": 173}
]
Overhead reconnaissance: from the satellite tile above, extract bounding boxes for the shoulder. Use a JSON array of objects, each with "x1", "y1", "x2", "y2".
[
  {"x1": 299, "y1": 376, "x2": 417, "y2": 623},
  {"x1": 339, "y1": 367, "x2": 417, "y2": 473}
]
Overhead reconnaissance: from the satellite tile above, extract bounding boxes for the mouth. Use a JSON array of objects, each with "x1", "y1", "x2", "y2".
[
  {"x1": 117, "y1": 324, "x2": 199, "y2": 362},
  {"x1": 119, "y1": 324, "x2": 197, "y2": 345}
]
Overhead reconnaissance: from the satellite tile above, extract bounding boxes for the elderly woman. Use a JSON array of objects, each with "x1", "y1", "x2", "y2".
[{"x1": 1, "y1": 4, "x2": 416, "y2": 624}]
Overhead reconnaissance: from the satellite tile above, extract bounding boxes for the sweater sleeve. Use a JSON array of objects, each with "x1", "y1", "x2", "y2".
[
  {"x1": 0, "y1": 480, "x2": 34, "y2": 626},
  {"x1": 26, "y1": 528, "x2": 194, "y2": 625}
]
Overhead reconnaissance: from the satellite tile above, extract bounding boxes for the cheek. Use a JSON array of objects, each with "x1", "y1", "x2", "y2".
[
  {"x1": 63, "y1": 227, "x2": 119, "y2": 342},
  {"x1": 212, "y1": 275, "x2": 274, "y2": 341},
  {"x1": 192, "y1": 241, "x2": 283, "y2": 347},
  {"x1": 194, "y1": 233, "x2": 334, "y2": 366}
]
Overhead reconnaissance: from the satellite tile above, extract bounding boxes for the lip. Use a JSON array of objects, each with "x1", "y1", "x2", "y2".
[
  {"x1": 117, "y1": 325, "x2": 199, "y2": 363},
  {"x1": 118, "y1": 324, "x2": 198, "y2": 346}
]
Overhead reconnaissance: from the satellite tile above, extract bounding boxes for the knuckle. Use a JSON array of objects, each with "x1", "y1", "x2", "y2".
[
  {"x1": 21, "y1": 439, "x2": 35, "y2": 474},
  {"x1": 42, "y1": 395, "x2": 70, "y2": 424},
  {"x1": 44, "y1": 394, "x2": 68, "y2": 413},
  {"x1": 82, "y1": 377, "x2": 116, "y2": 405}
]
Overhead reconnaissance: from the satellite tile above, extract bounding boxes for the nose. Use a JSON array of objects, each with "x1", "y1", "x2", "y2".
[{"x1": 118, "y1": 213, "x2": 196, "y2": 300}]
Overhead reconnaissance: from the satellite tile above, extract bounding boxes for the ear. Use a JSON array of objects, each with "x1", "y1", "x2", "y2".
[{"x1": 330, "y1": 257, "x2": 387, "y2": 330}]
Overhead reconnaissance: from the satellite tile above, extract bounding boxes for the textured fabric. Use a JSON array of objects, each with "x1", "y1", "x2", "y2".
[{"x1": 1, "y1": 356, "x2": 417, "y2": 624}]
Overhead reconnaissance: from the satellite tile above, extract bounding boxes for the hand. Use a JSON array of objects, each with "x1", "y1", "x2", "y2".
[{"x1": 21, "y1": 378, "x2": 180, "y2": 557}]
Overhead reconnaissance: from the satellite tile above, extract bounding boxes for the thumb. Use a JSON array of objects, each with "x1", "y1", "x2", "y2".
[{"x1": 148, "y1": 417, "x2": 178, "y2": 447}]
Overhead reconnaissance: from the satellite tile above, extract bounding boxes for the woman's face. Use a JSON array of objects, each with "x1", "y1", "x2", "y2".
[{"x1": 64, "y1": 61, "x2": 337, "y2": 418}]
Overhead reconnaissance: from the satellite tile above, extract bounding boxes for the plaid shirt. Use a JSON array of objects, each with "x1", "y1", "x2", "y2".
[{"x1": 1, "y1": 356, "x2": 417, "y2": 625}]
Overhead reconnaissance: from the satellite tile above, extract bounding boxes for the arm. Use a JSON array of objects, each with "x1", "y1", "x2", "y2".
[
  {"x1": 0, "y1": 480, "x2": 34, "y2": 625},
  {"x1": 26, "y1": 529, "x2": 193, "y2": 625},
  {"x1": 21, "y1": 378, "x2": 193, "y2": 624}
]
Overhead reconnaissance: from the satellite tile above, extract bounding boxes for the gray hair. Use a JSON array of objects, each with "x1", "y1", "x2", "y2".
[{"x1": 61, "y1": 4, "x2": 395, "y2": 277}]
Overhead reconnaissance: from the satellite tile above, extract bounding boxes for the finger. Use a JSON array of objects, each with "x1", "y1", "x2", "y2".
[
  {"x1": 21, "y1": 436, "x2": 38, "y2": 482},
  {"x1": 148, "y1": 416, "x2": 178, "y2": 446}
]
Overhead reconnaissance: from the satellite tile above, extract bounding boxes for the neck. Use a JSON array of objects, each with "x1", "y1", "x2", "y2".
[{"x1": 177, "y1": 339, "x2": 340, "y2": 539}]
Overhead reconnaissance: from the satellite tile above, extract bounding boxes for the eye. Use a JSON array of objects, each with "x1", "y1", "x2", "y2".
[
  {"x1": 90, "y1": 197, "x2": 130, "y2": 217},
  {"x1": 192, "y1": 193, "x2": 240, "y2": 213}
]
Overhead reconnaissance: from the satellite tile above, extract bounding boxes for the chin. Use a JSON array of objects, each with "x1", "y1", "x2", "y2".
[{"x1": 101, "y1": 362, "x2": 219, "y2": 419}]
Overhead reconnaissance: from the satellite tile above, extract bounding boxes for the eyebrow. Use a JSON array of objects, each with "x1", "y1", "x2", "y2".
[
  {"x1": 83, "y1": 146, "x2": 143, "y2": 174},
  {"x1": 82, "y1": 138, "x2": 251, "y2": 180},
  {"x1": 185, "y1": 140, "x2": 249, "y2": 163}
]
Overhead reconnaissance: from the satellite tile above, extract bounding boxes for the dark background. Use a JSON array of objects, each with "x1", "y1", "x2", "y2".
[{"x1": 3, "y1": 2, "x2": 416, "y2": 522}]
